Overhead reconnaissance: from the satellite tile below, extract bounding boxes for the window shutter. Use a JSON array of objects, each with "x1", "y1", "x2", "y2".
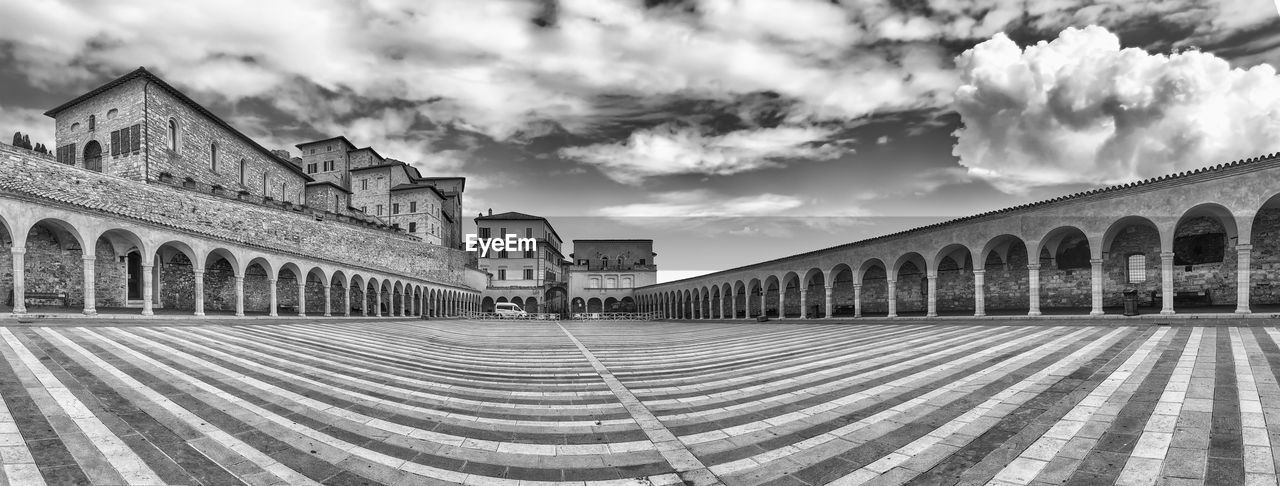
[
  {"x1": 120, "y1": 128, "x2": 130, "y2": 155},
  {"x1": 111, "y1": 130, "x2": 120, "y2": 156},
  {"x1": 131, "y1": 124, "x2": 141, "y2": 151},
  {"x1": 69, "y1": 144, "x2": 75, "y2": 164}
]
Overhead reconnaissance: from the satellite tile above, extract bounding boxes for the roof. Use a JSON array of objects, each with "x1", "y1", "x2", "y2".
[
  {"x1": 44, "y1": 67, "x2": 312, "y2": 181},
  {"x1": 643, "y1": 150, "x2": 1280, "y2": 288},
  {"x1": 353, "y1": 146, "x2": 386, "y2": 161},
  {"x1": 295, "y1": 136, "x2": 355, "y2": 151},
  {"x1": 475, "y1": 211, "x2": 563, "y2": 243},
  {"x1": 304, "y1": 180, "x2": 351, "y2": 194},
  {"x1": 417, "y1": 176, "x2": 466, "y2": 192},
  {"x1": 350, "y1": 162, "x2": 402, "y2": 173},
  {"x1": 390, "y1": 182, "x2": 445, "y2": 199}
]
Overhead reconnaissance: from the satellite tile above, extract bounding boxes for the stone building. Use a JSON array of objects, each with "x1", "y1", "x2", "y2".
[
  {"x1": 568, "y1": 240, "x2": 657, "y2": 313},
  {"x1": 0, "y1": 68, "x2": 485, "y2": 317},
  {"x1": 635, "y1": 151, "x2": 1280, "y2": 321},
  {"x1": 295, "y1": 137, "x2": 463, "y2": 248},
  {"x1": 474, "y1": 211, "x2": 569, "y2": 314}
]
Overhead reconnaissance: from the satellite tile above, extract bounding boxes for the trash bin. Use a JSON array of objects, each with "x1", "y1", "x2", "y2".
[{"x1": 1122, "y1": 290, "x2": 1139, "y2": 316}]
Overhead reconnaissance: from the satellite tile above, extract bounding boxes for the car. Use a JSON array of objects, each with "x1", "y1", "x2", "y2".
[{"x1": 494, "y1": 302, "x2": 527, "y2": 317}]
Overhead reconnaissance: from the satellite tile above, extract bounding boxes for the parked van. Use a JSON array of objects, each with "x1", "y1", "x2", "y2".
[{"x1": 494, "y1": 302, "x2": 527, "y2": 317}]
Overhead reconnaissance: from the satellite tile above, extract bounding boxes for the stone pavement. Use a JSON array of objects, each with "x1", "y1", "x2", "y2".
[{"x1": 0, "y1": 320, "x2": 1276, "y2": 485}]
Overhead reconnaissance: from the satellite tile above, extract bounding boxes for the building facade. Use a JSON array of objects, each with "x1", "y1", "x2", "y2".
[
  {"x1": 474, "y1": 211, "x2": 568, "y2": 314},
  {"x1": 568, "y1": 240, "x2": 656, "y2": 313},
  {"x1": 0, "y1": 67, "x2": 486, "y2": 318}
]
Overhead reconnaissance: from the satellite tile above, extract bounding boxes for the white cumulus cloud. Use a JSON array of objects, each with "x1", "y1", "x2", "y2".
[{"x1": 952, "y1": 25, "x2": 1280, "y2": 193}]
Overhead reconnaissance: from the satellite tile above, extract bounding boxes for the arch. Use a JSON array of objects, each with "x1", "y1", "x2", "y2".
[
  {"x1": 932, "y1": 244, "x2": 975, "y2": 315},
  {"x1": 83, "y1": 141, "x2": 103, "y2": 172},
  {"x1": 19, "y1": 218, "x2": 89, "y2": 313},
  {"x1": 604, "y1": 297, "x2": 618, "y2": 312},
  {"x1": 828, "y1": 263, "x2": 856, "y2": 318},
  {"x1": 891, "y1": 252, "x2": 927, "y2": 316},
  {"x1": 1101, "y1": 216, "x2": 1162, "y2": 314},
  {"x1": 710, "y1": 285, "x2": 721, "y2": 319},
  {"x1": 482, "y1": 295, "x2": 495, "y2": 313},
  {"x1": 761, "y1": 275, "x2": 781, "y2": 318},
  {"x1": 511, "y1": 296, "x2": 524, "y2": 308},
  {"x1": 154, "y1": 240, "x2": 200, "y2": 313},
  {"x1": 496, "y1": 296, "x2": 508, "y2": 303},
  {"x1": 329, "y1": 270, "x2": 348, "y2": 316},
  {"x1": 801, "y1": 267, "x2": 825, "y2": 318},
  {"x1": 525, "y1": 296, "x2": 538, "y2": 313},
  {"x1": 303, "y1": 266, "x2": 327, "y2": 316},
  {"x1": 781, "y1": 271, "x2": 801, "y2": 318},
  {"x1": 1167, "y1": 203, "x2": 1239, "y2": 311},
  {"x1": 393, "y1": 281, "x2": 404, "y2": 316},
  {"x1": 979, "y1": 234, "x2": 1031, "y2": 314},
  {"x1": 378, "y1": 279, "x2": 393, "y2": 316},
  {"x1": 572, "y1": 297, "x2": 586, "y2": 313},
  {"x1": 587, "y1": 297, "x2": 603, "y2": 313}
]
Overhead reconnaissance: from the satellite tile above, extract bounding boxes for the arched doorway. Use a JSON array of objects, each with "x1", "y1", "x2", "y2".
[
  {"x1": 83, "y1": 141, "x2": 102, "y2": 172},
  {"x1": 544, "y1": 286, "x2": 567, "y2": 317}
]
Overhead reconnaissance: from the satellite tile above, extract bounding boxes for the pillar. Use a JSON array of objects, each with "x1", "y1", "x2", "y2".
[
  {"x1": 141, "y1": 263, "x2": 154, "y2": 316},
  {"x1": 266, "y1": 278, "x2": 278, "y2": 317},
  {"x1": 234, "y1": 276, "x2": 244, "y2": 316},
  {"x1": 1027, "y1": 263, "x2": 1042, "y2": 316},
  {"x1": 799, "y1": 289, "x2": 808, "y2": 319},
  {"x1": 82, "y1": 256, "x2": 97, "y2": 316},
  {"x1": 926, "y1": 271, "x2": 937, "y2": 317},
  {"x1": 1237, "y1": 244, "x2": 1252, "y2": 314},
  {"x1": 191, "y1": 269, "x2": 204, "y2": 317},
  {"x1": 10, "y1": 247, "x2": 24, "y2": 315},
  {"x1": 759, "y1": 291, "x2": 767, "y2": 318},
  {"x1": 323, "y1": 284, "x2": 332, "y2": 317},
  {"x1": 361, "y1": 286, "x2": 368, "y2": 316},
  {"x1": 973, "y1": 269, "x2": 986, "y2": 317},
  {"x1": 777, "y1": 288, "x2": 786, "y2": 319},
  {"x1": 1090, "y1": 258, "x2": 1104, "y2": 316},
  {"x1": 343, "y1": 283, "x2": 351, "y2": 317},
  {"x1": 731, "y1": 295, "x2": 738, "y2": 319},
  {"x1": 1160, "y1": 251, "x2": 1175, "y2": 315},
  {"x1": 887, "y1": 279, "x2": 897, "y2": 318},
  {"x1": 853, "y1": 283, "x2": 862, "y2": 318},
  {"x1": 824, "y1": 285, "x2": 834, "y2": 319},
  {"x1": 297, "y1": 283, "x2": 306, "y2": 317},
  {"x1": 401, "y1": 290, "x2": 408, "y2": 316}
]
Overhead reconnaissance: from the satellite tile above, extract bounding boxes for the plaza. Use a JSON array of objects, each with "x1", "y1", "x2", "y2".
[{"x1": 0, "y1": 317, "x2": 1274, "y2": 485}]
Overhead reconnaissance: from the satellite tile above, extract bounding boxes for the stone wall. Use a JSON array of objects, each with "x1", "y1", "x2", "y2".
[{"x1": 0, "y1": 145, "x2": 474, "y2": 289}]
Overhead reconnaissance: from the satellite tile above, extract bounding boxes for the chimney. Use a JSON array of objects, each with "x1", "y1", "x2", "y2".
[{"x1": 488, "y1": 208, "x2": 493, "y2": 216}]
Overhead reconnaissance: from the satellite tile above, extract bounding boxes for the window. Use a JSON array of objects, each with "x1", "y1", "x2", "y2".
[
  {"x1": 497, "y1": 269, "x2": 507, "y2": 280},
  {"x1": 523, "y1": 269, "x2": 534, "y2": 280},
  {"x1": 262, "y1": 172, "x2": 268, "y2": 196},
  {"x1": 361, "y1": 179, "x2": 368, "y2": 190},
  {"x1": 56, "y1": 144, "x2": 76, "y2": 165},
  {"x1": 239, "y1": 159, "x2": 247, "y2": 185},
  {"x1": 1174, "y1": 233, "x2": 1226, "y2": 265},
  {"x1": 310, "y1": 148, "x2": 316, "y2": 155},
  {"x1": 639, "y1": 259, "x2": 646, "y2": 266},
  {"x1": 526, "y1": 228, "x2": 533, "y2": 238},
  {"x1": 106, "y1": 108, "x2": 117, "y2": 120},
  {"x1": 71, "y1": 122, "x2": 80, "y2": 131},
  {"x1": 410, "y1": 201, "x2": 417, "y2": 212},
  {"x1": 88, "y1": 115, "x2": 95, "y2": 131},
  {"x1": 1127, "y1": 254, "x2": 1147, "y2": 283},
  {"x1": 409, "y1": 222, "x2": 417, "y2": 233},
  {"x1": 281, "y1": 182, "x2": 287, "y2": 201},
  {"x1": 109, "y1": 124, "x2": 141, "y2": 157},
  {"x1": 622, "y1": 276, "x2": 633, "y2": 288},
  {"x1": 361, "y1": 206, "x2": 367, "y2": 213},
  {"x1": 210, "y1": 143, "x2": 217, "y2": 171},
  {"x1": 376, "y1": 204, "x2": 383, "y2": 215},
  {"x1": 334, "y1": 195, "x2": 341, "y2": 212},
  {"x1": 168, "y1": 118, "x2": 178, "y2": 151},
  {"x1": 393, "y1": 203, "x2": 400, "y2": 214},
  {"x1": 479, "y1": 227, "x2": 491, "y2": 239},
  {"x1": 327, "y1": 145, "x2": 332, "y2": 152},
  {"x1": 500, "y1": 227, "x2": 506, "y2": 238},
  {"x1": 524, "y1": 250, "x2": 534, "y2": 259},
  {"x1": 306, "y1": 163, "x2": 316, "y2": 174},
  {"x1": 323, "y1": 160, "x2": 334, "y2": 171}
]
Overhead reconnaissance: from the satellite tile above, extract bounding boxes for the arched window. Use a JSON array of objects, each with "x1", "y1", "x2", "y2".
[
  {"x1": 1127, "y1": 254, "x2": 1147, "y2": 284},
  {"x1": 168, "y1": 118, "x2": 178, "y2": 151},
  {"x1": 281, "y1": 182, "x2": 287, "y2": 202},
  {"x1": 88, "y1": 115, "x2": 95, "y2": 131},
  {"x1": 210, "y1": 143, "x2": 218, "y2": 171},
  {"x1": 238, "y1": 159, "x2": 246, "y2": 185},
  {"x1": 262, "y1": 172, "x2": 269, "y2": 196}
]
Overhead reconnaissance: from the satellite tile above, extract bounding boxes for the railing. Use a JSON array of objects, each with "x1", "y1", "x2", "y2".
[
  {"x1": 463, "y1": 312, "x2": 560, "y2": 321},
  {"x1": 570, "y1": 312, "x2": 660, "y2": 321}
]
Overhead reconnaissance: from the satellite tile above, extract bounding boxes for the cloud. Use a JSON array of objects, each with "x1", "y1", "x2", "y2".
[
  {"x1": 952, "y1": 25, "x2": 1280, "y2": 194},
  {"x1": 0, "y1": 105, "x2": 54, "y2": 149},
  {"x1": 560, "y1": 124, "x2": 842, "y2": 184},
  {"x1": 595, "y1": 189, "x2": 804, "y2": 218}
]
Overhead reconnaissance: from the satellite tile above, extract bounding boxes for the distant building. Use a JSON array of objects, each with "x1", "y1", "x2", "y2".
[
  {"x1": 294, "y1": 137, "x2": 464, "y2": 247},
  {"x1": 474, "y1": 211, "x2": 569, "y2": 314},
  {"x1": 568, "y1": 240, "x2": 656, "y2": 313}
]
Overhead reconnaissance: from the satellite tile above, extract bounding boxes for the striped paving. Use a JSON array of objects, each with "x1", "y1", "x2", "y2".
[{"x1": 0, "y1": 321, "x2": 1278, "y2": 484}]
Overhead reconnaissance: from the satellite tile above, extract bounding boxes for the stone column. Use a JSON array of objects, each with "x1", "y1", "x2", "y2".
[
  {"x1": 1090, "y1": 258, "x2": 1104, "y2": 316},
  {"x1": 361, "y1": 288, "x2": 368, "y2": 316},
  {"x1": 375, "y1": 289, "x2": 382, "y2": 317},
  {"x1": 926, "y1": 272, "x2": 938, "y2": 317},
  {"x1": 1027, "y1": 263, "x2": 1042, "y2": 316},
  {"x1": 973, "y1": 269, "x2": 986, "y2": 317},
  {"x1": 10, "y1": 248, "x2": 24, "y2": 315},
  {"x1": 323, "y1": 284, "x2": 332, "y2": 317},
  {"x1": 297, "y1": 283, "x2": 307, "y2": 317},
  {"x1": 799, "y1": 289, "x2": 808, "y2": 319},
  {"x1": 759, "y1": 291, "x2": 767, "y2": 318},
  {"x1": 1160, "y1": 251, "x2": 1175, "y2": 315},
  {"x1": 777, "y1": 290, "x2": 786, "y2": 320},
  {"x1": 141, "y1": 263, "x2": 155, "y2": 316},
  {"x1": 731, "y1": 297, "x2": 737, "y2": 320},
  {"x1": 343, "y1": 284, "x2": 351, "y2": 317},
  {"x1": 693, "y1": 298, "x2": 700, "y2": 319},
  {"x1": 82, "y1": 256, "x2": 97, "y2": 316},
  {"x1": 824, "y1": 285, "x2": 834, "y2": 319},
  {"x1": 401, "y1": 291, "x2": 408, "y2": 316},
  {"x1": 1237, "y1": 244, "x2": 1252, "y2": 314},
  {"x1": 191, "y1": 270, "x2": 204, "y2": 317},
  {"x1": 887, "y1": 279, "x2": 897, "y2": 318},
  {"x1": 853, "y1": 284, "x2": 862, "y2": 318},
  {"x1": 234, "y1": 276, "x2": 245, "y2": 317},
  {"x1": 267, "y1": 278, "x2": 278, "y2": 317}
]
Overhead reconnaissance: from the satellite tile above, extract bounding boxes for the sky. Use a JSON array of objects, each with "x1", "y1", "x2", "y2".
[{"x1": 2, "y1": 0, "x2": 1280, "y2": 283}]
